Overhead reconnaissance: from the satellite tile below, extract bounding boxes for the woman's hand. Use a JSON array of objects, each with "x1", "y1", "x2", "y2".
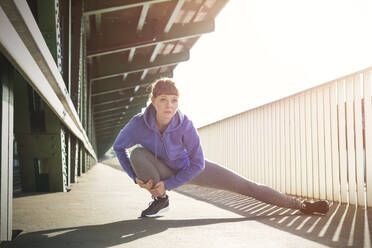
[
  {"x1": 150, "y1": 181, "x2": 166, "y2": 197},
  {"x1": 135, "y1": 178, "x2": 153, "y2": 191}
]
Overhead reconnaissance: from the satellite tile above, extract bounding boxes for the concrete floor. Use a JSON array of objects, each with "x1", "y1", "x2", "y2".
[{"x1": 1, "y1": 163, "x2": 371, "y2": 248}]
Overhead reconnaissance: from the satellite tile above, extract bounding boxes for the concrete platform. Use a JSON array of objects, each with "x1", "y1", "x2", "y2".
[{"x1": 1, "y1": 163, "x2": 371, "y2": 248}]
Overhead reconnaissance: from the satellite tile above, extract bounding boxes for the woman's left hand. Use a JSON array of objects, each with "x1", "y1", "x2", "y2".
[{"x1": 150, "y1": 181, "x2": 166, "y2": 197}]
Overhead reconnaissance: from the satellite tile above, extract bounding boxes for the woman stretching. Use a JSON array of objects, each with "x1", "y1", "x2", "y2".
[{"x1": 113, "y1": 78, "x2": 329, "y2": 218}]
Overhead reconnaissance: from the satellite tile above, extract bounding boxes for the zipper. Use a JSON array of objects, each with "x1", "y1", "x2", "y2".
[{"x1": 158, "y1": 131, "x2": 170, "y2": 159}]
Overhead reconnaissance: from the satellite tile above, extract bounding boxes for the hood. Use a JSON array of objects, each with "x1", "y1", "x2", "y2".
[{"x1": 143, "y1": 104, "x2": 184, "y2": 133}]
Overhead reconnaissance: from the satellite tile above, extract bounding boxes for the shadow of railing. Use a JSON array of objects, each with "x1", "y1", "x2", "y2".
[
  {"x1": 100, "y1": 162, "x2": 372, "y2": 247},
  {"x1": 175, "y1": 184, "x2": 372, "y2": 248}
]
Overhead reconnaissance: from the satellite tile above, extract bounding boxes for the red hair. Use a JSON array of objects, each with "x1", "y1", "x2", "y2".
[{"x1": 151, "y1": 78, "x2": 179, "y2": 98}]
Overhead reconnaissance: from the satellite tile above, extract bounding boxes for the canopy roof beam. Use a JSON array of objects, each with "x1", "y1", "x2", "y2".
[
  {"x1": 83, "y1": 0, "x2": 171, "y2": 16},
  {"x1": 91, "y1": 51, "x2": 188, "y2": 82},
  {"x1": 87, "y1": 20, "x2": 214, "y2": 58},
  {"x1": 92, "y1": 72, "x2": 171, "y2": 96}
]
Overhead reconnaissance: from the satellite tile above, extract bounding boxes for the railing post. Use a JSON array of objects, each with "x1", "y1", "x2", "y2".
[{"x1": 363, "y1": 71, "x2": 372, "y2": 207}]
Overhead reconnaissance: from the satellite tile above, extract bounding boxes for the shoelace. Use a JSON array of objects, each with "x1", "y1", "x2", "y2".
[{"x1": 147, "y1": 196, "x2": 158, "y2": 207}]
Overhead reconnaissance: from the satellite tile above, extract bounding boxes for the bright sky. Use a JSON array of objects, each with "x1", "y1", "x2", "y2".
[{"x1": 173, "y1": 0, "x2": 372, "y2": 128}]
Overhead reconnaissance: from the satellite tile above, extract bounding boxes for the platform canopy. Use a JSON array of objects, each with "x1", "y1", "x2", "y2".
[{"x1": 85, "y1": 0, "x2": 228, "y2": 154}]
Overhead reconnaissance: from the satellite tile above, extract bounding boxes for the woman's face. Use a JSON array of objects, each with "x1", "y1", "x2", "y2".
[{"x1": 151, "y1": 94, "x2": 179, "y2": 121}]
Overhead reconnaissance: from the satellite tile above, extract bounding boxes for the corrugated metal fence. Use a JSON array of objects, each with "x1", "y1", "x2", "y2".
[{"x1": 198, "y1": 67, "x2": 372, "y2": 207}]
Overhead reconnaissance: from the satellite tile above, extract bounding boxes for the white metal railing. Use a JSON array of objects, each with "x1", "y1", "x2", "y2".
[{"x1": 198, "y1": 67, "x2": 372, "y2": 207}]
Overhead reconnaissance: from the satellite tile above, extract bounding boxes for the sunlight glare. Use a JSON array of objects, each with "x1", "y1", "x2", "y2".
[{"x1": 174, "y1": 0, "x2": 372, "y2": 127}]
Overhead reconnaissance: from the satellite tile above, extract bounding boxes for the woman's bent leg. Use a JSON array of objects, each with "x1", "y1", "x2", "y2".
[
  {"x1": 189, "y1": 160, "x2": 301, "y2": 209},
  {"x1": 130, "y1": 147, "x2": 173, "y2": 217},
  {"x1": 130, "y1": 147, "x2": 174, "y2": 185}
]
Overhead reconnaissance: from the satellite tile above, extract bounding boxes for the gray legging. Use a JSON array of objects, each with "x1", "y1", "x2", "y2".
[{"x1": 130, "y1": 147, "x2": 301, "y2": 210}]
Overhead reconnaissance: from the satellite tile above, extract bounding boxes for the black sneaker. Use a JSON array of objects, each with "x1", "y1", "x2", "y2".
[
  {"x1": 141, "y1": 195, "x2": 169, "y2": 218},
  {"x1": 300, "y1": 200, "x2": 330, "y2": 214}
]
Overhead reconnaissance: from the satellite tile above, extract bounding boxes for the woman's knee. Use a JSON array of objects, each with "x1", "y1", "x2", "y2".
[
  {"x1": 130, "y1": 147, "x2": 160, "y2": 182},
  {"x1": 130, "y1": 147, "x2": 150, "y2": 165}
]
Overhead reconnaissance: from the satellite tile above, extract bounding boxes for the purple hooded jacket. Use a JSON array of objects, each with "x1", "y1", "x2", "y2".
[{"x1": 113, "y1": 104, "x2": 205, "y2": 190}]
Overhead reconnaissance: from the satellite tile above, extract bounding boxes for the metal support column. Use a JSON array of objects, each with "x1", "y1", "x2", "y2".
[
  {"x1": 66, "y1": 130, "x2": 71, "y2": 187},
  {"x1": 66, "y1": 0, "x2": 72, "y2": 187},
  {"x1": 70, "y1": 137, "x2": 78, "y2": 183},
  {"x1": 67, "y1": 0, "x2": 72, "y2": 187},
  {"x1": 0, "y1": 55, "x2": 14, "y2": 241},
  {"x1": 70, "y1": 0, "x2": 83, "y2": 179},
  {"x1": 82, "y1": 151, "x2": 85, "y2": 173},
  {"x1": 42, "y1": 0, "x2": 67, "y2": 191},
  {"x1": 12, "y1": 0, "x2": 68, "y2": 192},
  {"x1": 70, "y1": 0, "x2": 82, "y2": 111},
  {"x1": 78, "y1": 144, "x2": 83, "y2": 177}
]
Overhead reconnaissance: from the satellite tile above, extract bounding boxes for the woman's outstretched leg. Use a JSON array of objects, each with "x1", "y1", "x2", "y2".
[
  {"x1": 190, "y1": 160, "x2": 329, "y2": 214},
  {"x1": 190, "y1": 160, "x2": 301, "y2": 209}
]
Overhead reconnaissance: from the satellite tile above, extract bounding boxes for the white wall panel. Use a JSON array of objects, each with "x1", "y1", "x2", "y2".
[
  {"x1": 346, "y1": 77, "x2": 357, "y2": 205},
  {"x1": 330, "y1": 82, "x2": 340, "y2": 202},
  {"x1": 197, "y1": 67, "x2": 372, "y2": 206},
  {"x1": 323, "y1": 86, "x2": 333, "y2": 201},
  {"x1": 337, "y1": 79, "x2": 348, "y2": 203},
  {"x1": 354, "y1": 74, "x2": 365, "y2": 206},
  {"x1": 317, "y1": 88, "x2": 326, "y2": 200},
  {"x1": 363, "y1": 71, "x2": 372, "y2": 207}
]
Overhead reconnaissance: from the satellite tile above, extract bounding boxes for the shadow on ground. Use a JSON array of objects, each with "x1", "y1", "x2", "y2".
[
  {"x1": 4, "y1": 163, "x2": 371, "y2": 248},
  {"x1": 2, "y1": 217, "x2": 268, "y2": 248},
  {"x1": 103, "y1": 161, "x2": 372, "y2": 247},
  {"x1": 175, "y1": 184, "x2": 372, "y2": 248}
]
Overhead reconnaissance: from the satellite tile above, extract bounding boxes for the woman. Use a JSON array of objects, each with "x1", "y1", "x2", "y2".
[{"x1": 113, "y1": 78, "x2": 329, "y2": 218}]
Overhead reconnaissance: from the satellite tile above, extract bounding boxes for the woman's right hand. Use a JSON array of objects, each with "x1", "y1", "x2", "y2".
[{"x1": 135, "y1": 178, "x2": 153, "y2": 191}]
